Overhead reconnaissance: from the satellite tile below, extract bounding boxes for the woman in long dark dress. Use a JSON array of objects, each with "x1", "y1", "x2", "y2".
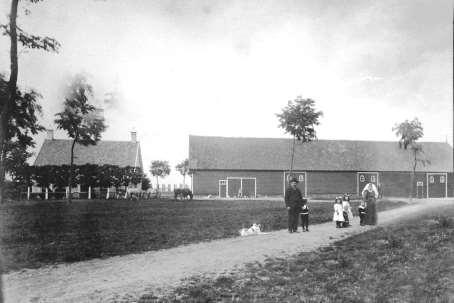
[{"x1": 361, "y1": 183, "x2": 378, "y2": 225}]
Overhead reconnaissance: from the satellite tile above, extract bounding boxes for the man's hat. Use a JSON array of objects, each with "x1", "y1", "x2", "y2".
[{"x1": 289, "y1": 176, "x2": 299, "y2": 183}]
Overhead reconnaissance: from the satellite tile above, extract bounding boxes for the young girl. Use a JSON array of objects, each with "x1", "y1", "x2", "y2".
[
  {"x1": 358, "y1": 200, "x2": 367, "y2": 226},
  {"x1": 342, "y1": 194, "x2": 353, "y2": 227},
  {"x1": 333, "y1": 197, "x2": 344, "y2": 228},
  {"x1": 300, "y1": 198, "x2": 309, "y2": 232}
]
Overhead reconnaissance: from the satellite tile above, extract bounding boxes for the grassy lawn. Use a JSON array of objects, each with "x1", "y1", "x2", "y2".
[
  {"x1": 144, "y1": 203, "x2": 454, "y2": 303},
  {"x1": 0, "y1": 199, "x2": 406, "y2": 273}
]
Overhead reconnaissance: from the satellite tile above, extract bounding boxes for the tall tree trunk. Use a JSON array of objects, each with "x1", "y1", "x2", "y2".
[
  {"x1": 0, "y1": 0, "x2": 19, "y2": 204},
  {"x1": 289, "y1": 137, "x2": 296, "y2": 173},
  {"x1": 68, "y1": 139, "x2": 76, "y2": 203},
  {"x1": 156, "y1": 176, "x2": 159, "y2": 190},
  {"x1": 183, "y1": 174, "x2": 186, "y2": 187},
  {"x1": 410, "y1": 149, "x2": 418, "y2": 201}
]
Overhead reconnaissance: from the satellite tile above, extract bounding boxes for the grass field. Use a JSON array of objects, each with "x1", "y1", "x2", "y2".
[
  {"x1": 0, "y1": 199, "x2": 406, "y2": 273},
  {"x1": 147, "y1": 203, "x2": 454, "y2": 303}
]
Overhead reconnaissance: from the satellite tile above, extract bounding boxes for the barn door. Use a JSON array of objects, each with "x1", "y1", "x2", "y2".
[
  {"x1": 357, "y1": 172, "x2": 379, "y2": 195},
  {"x1": 227, "y1": 178, "x2": 241, "y2": 198},
  {"x1": 219, "y1": 180, "x2": 227, "y2": 198},
  {"x1": 226, "y1": 178, "x2": 256, "y2": 198},
  {"x1": 416, "y1": 181, "x2": 424, "y2": 199},
  {"x1": 427, "y1": 173, "x2": 447, "y2": 198},
  {"x1": 284, "y1": 172, "x2": 306, "y2": 196}
]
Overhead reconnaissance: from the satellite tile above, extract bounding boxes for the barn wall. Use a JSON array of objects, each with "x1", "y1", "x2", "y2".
[
  {"x1": 447, "y1": 173, "x2": 454, "y2": 197},
  {"x1": 192, "y1": 170, "x2": 283, "y2": 196},
  {"x1": 306, "y1": 171, "x2": 356, "y2": 195},
  {"x1": 379, "y1": 172, "x2": 426, "y2": 198},
  {"x1": 193, "y1": 170, "x2": 454, "y2": 198}
]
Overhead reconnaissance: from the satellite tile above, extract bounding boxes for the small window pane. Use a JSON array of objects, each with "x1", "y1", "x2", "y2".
[
  {"x1": 359, "y1": 175, "x2": 365, "y2": 182},
  {"x1": 298, "y1": 175, "x2": 304, "y2": 182},
  {"x1": 440, "y1": 176, "x2": 445, "y2": 183},
  {"x1": 371, "y1": 175, "x2": 376, "y2": 183},
  {"x1": 429, "y1": 176, "x2": 434, "y2": 183}
]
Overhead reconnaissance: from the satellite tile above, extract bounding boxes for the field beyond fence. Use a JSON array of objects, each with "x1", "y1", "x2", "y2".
[{"x1": 0, "y1": 199, "x2": 407, "y2": 273}]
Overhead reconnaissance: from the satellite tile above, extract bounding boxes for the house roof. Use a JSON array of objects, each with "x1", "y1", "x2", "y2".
[
  {"x1": 34, "y1": 139, "x2": 143, "y2": 168},
  {"x1": 189, "y1": 135, "x2": 453, "y2": 172}
]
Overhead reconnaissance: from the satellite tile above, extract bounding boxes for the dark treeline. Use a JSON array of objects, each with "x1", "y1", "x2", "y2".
[{"x1": 4, "y1": 164, "x2": 151, "y2": 199}]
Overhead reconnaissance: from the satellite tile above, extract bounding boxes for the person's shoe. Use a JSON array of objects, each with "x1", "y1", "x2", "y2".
[{"x1": 306, "y1": 228, "x2": 309, "y2": 232}]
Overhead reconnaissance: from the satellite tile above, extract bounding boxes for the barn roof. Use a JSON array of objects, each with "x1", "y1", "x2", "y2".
[
  {"x1": 189, "y1": 135, "x2": 453, "y2": 172},
  {"x1": 34, "y1": 139, "x2": 143, "y2": 168}
]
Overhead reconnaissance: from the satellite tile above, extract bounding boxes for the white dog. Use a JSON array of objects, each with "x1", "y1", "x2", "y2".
[{"x1": 239, "y1": 223, "x2": 262, "y2": 236}]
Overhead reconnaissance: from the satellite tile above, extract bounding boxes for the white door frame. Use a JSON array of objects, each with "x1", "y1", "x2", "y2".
[
  {"x1": 218, "y1": 179, "x2": 226, "y2": 198},
  {"x1": 283, "y1": 171, "x2": 307, "y2": 197},
  {"x1": 426, "y1": 172, "x2": 448, "y2": 198},
  {"x1": 357, "y1": 172, "x2": 379, "y2": 196},
  {"x1": 226, "y1": 177, "x2": 257, "y2": 198}
]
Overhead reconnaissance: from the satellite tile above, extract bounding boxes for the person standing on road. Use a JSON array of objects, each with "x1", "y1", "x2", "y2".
[
  {"x1": 362, "y1": 182, "x2": 378, "y2": 225},
  {"x1": 333, "y1": 197, "x2": 345, "y2": 228},
  {"x1": 300, "y1": 198, "x2": 309, "y2": 232},
  {"x1": 285, "y1": 177, "x2": 303, "y2": 233}
]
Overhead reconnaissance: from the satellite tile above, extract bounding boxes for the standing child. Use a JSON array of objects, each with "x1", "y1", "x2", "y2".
[
  {"x1": 333, "y1": 197, "x2": 344, "y2": 228},
  {"x1": 358, "y1": 200, "x2": 367, "y2": 226},
  {"x1": 300, "y1": 198, "x2": 309, "y2": 232},
  {"x1": 342, "y1": 194, "x2": 353, "y2": 227}
]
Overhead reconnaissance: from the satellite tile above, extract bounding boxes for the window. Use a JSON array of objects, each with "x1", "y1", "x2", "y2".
[
  {"x1": 429, "y1": 176, "x2": 434, "y2": 183},
  {"x1": 298, "y1": 174, "x2": 304, "y2": 182},
  {"x1": 220, "y1": 180, "x2": 226, "y2": 185},
  {"x1": 416, "y1": 181, "x2": 423, "y2": 187},
  {"x1": 371, "y1": 175, "x2": 376, "y2": 183},
  {"x1": 440, "y1": 176, "x2": 445, "y2": 183},
  {"x1": 359, "y1": 175, "x2": 365, "y2": 182}
]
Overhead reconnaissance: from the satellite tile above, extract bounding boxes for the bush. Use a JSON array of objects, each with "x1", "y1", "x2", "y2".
[{"x1": 174, "y1": 188, "x2": 193, "y2": 201}]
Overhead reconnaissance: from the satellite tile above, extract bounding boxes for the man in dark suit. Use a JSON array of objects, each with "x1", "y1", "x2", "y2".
[{"x1": 285, "y1": 177, "x2": 303, "y2": 233}]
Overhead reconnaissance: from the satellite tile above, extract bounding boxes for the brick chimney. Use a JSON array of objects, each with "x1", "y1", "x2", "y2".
[
  {"x1": 130, "y1": 131, "x2": 137, "y2": 143},
  {"x1": 46, "y1": 129, "x2": 54, "y2": 140}
]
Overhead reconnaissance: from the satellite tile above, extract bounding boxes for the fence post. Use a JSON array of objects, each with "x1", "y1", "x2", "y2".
[
  {"x1": 65, "y1": 187, "x2": 69, "y2": 199},
  {"x1": 88, "y1": 186, "x2": 91, "y2": 199},
  {"x1": 106, "y1": 187, "x2": 110, "y2": 200},
  {"x1": 27, "y1": 187, "x2": 30, "y2": 200},
  {"x1": 45, "y1": 188, "x2": 49, "y2": 200}
]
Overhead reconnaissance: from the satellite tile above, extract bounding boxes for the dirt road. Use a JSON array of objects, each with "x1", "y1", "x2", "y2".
[{"x1": 3, "y1": 199, "x2": 452, "y2": 303}]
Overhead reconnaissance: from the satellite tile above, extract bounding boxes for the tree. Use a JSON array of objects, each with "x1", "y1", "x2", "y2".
[
  {"x1": 5, "y1": 142, "x2": 33, "y2": 195},
  {"x1": 54, "y1": 75, "x2": 107, "y2": 202},
  {"x1": 141, "y1": 174, "x2": 151, "y2": 191},
  {"x1": 175, "y1": 158, "x2": 189, "y2": 187},
  {"x1": 276, "y1": 96, "x2": 323, "y2": 173},
  {"x1": 393, "y1": 118, "x2": 429, "y2": 199},
  {"x1": 0, "y1": 0, "x2": 60, "y2": 203},
  {"x1": 0, "y1": 75, "x2": 45, "y2": 201},
  {"x1": 150, "y1": 160, "x2": 170, "y2": 190}
]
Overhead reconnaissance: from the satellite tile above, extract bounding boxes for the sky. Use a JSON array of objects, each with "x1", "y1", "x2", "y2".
[{"x1": 0, "y1": 0, "x2": 452, "y2": 184}]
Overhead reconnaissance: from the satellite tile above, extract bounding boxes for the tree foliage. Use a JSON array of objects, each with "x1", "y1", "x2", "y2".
[
  {"x1": 175, "y1": 158, "x2": 189, "y2": 184},
  {"x1": 150, "y1": 160, "x2": 171, "y2": 188},
  {"x1": 392, "y1": 118, "x2": 424, "y2": 150},
  {"x1": 54, "y1": 75, "x2": 106, "y2": 146},
  {"x1": 276, "y1": 96, "x2": 323, "y2": 172},
  {"x1": 276, "y1": 96, "x2": 323, "y2": 142}
]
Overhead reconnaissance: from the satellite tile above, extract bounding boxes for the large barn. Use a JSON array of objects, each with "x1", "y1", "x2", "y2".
[{"x1": 189, "y1": 135, "x2": 453, "y2": 198}]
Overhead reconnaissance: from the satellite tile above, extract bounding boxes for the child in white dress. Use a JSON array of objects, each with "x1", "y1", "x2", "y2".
[{"x1": 333, "y1": 197, "x2": 344, "y2": 228}]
